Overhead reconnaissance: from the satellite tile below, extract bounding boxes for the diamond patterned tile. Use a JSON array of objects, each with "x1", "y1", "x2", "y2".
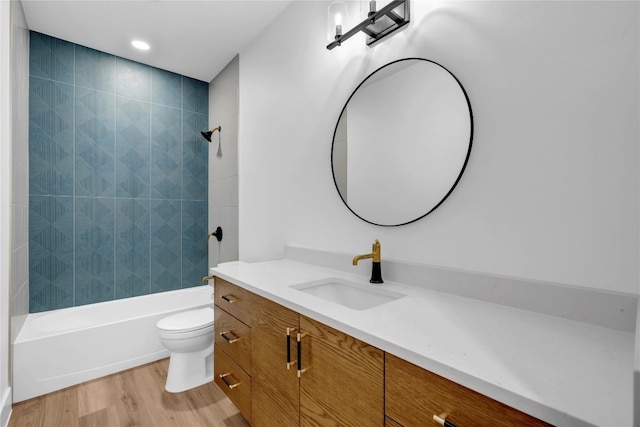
[
  {"x1": 75, "y1": 197, "x2": 115, "y2": 305},
  {"x1": 29, "y1": 31, "x2": 74, "y2": 83},
  {"x1": 116, "y1": 58, "x2": 151, "y2": 101},
  {"x1": 29, "y1": 77, "x2": 74, "y2": 196},
  {"x1": 28, "y1": 33, "x2": 210, "y2": 312},
  {"x1": 151, "y1": 105, "x2": 181, "y2": 199},
  {"x1": 182, "y1": 76, "x2": 208, "y2": 114},
  {"x1": 116, "y1": 97, "x2": 150, "y2": 198},
  {"x1": 151, "y1": 199, "x2": 181, "y2": 293},
  {"x1": 29, "y1": 196, "x2": 74, "y2": 312},
  {"x1": 75, "y1": 44, "x2": 115, "y2": 93},
  {"x1": 75, "y1": 87, "x2": 116, "y2": 197},
  {"x1": 182, "y1": 200, "x2": 207, "y2": 288},
  {"x1": 182, "y1": 112, "x2": 208, "y2": 201},
  {"x1": 151, "y1": 68, "x2": 181, "y2": 108},
  {"x1": 115, "y1": 199, "x2": 150, "y2": 299}
]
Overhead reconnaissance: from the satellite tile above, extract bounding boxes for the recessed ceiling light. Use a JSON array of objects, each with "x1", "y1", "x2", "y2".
[{"x1": 131, "y1": 40, "x2": 150, "y2": 51}]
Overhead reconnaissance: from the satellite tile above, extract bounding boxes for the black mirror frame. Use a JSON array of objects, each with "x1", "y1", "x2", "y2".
[{"x1": 330, "y1": 57, "x2": 474, "y2": 227}]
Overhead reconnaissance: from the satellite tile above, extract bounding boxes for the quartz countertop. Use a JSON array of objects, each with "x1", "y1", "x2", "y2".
[{"x1": 212, "y1": 259, "x2": 634, "y2": 427}]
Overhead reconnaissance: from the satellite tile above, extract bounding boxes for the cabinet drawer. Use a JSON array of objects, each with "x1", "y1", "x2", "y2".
[
  {"x1": 385, "y1": 353, "x2": 551, "y2": 427},
  {"x1": 214, "y1": 277, "x2": 252, "y2": 325},
  {"x1": 214, "y1": 344, "x2": 251, "y2": 423},
  {"x1": 215, "y1": 308, "x2": 251, "y2": 374}
]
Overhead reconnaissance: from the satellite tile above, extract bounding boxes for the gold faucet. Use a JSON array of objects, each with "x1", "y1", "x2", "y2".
[
  {"x1": 201, "y1": 275, "x2": 215, "y2": 283},
  {"x1": 353, "y1": 239, "x2": 381, "y2": 265},
  {"x1": 353, "y1": 240, "x2": 383, "y2": 283}
]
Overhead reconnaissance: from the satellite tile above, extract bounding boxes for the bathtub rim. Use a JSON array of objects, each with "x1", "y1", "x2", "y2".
[{"x1": 15, "y1": 285, "x2": 214, "y2": 343}]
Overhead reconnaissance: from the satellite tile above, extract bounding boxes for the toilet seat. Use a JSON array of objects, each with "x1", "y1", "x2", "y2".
[{"x1": 157, "y1": 307, "x2": 214, "y2": 333}]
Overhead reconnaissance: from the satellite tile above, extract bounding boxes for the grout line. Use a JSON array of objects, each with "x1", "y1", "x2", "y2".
[
  {"x1": 113, "y1": 55, "x2": 117, "y2": 303},
  {"x1": 72, "y1": 42, "x2": 76, "y2": 308},
  {"x1": 180, "y1": 75, "x2": 184, "y2": 290},
  {"x1": 148, "y1": 65, "x2": 152, "y2": 296}
]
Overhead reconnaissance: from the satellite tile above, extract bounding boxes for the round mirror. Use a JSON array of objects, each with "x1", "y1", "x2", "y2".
[{"x1": 331, "y1": 58, "x2": 473, "y2": 226}]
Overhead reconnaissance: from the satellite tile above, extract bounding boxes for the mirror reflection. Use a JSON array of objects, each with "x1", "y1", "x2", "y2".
[{"x1": 332, "y1": 58, "x2": 473, "y2": 226}]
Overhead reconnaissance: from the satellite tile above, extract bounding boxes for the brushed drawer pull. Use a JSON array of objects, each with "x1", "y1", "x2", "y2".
[
  {"x1": 219, "y1": 372, "x2": 241, "y2": 389},
  {"x1": 220, "y1": 331, "x2": 240, "y2": 344},
  {"x1": 433, "y1": 413, "x2": 456, "y2": 427},
  {"x1": 286, "y1": 327, "x2": 297, "y2": 369},
  {"x1": 297, "y1": 332, "x2": 309, "y2": 377},
  {"x1": 221, "y1": 294, "x2": 238, "y2": 304}
]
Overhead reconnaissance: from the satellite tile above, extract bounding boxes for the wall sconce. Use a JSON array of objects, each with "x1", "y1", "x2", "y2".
[{"x1": 327, "y1": 0, "x2": 410, "y2": 50}]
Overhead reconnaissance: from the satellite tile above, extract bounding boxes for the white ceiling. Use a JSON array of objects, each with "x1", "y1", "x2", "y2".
[{"x1": 21, "y1": 0, "x2": 293, "y2": 82}]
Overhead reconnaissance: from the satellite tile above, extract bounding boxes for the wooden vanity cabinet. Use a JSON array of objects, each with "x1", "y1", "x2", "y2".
[
  {"x1": 385, "y1": 353, "x2": 551, "y2": 427},
  {"x1": 250, "y1": 292, "x2": 384, "y2": 427},
  {"x1": 214, "y1": 278, "x2": 253, "y2": 423}
]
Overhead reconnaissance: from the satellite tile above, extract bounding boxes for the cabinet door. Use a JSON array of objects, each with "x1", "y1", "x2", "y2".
[
  {"x1": 299, "y1": 315, "x2": 384, "y2": 427},
  {"x1": 251, "y1": 293, "x2": 300, "y2": 427}
]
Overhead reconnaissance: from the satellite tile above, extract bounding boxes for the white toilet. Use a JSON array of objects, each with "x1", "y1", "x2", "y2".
[{"x1": 157, "y1": 307, "x2": 215, "y2": 393}]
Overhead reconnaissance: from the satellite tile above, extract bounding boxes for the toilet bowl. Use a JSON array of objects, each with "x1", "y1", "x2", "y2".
[{"x1": 157, "y1": 306, "x2": 214, "y2": 393}]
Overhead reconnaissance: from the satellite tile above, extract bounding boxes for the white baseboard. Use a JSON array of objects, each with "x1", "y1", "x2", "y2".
[{"x1": 0, "y1": 387, "x2": 11, "y2": 427}]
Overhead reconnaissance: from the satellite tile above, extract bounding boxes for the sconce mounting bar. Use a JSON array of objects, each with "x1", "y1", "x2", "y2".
[{"x1": 327, "y1": 0, "x2": 410, "y2": 50}]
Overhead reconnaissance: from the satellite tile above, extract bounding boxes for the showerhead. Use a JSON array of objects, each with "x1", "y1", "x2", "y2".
[
  {"x1": 201, "y1": 126, "x2": 221, "y2": 142},
  {"x1": 201, "y1": 130, "x2": 213, "y2": 142}
]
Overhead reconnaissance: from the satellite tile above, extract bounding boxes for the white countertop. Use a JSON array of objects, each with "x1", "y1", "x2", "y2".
[{"x1": 212, "y1": 259, "x2": 634, "y2": 427}]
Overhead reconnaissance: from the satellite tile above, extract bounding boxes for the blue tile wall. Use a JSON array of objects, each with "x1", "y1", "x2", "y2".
[
  {"x1": 151, "y1": 105, "x2": 182, "y2": 199},
  {"x1": 150, "y1": 199, "x2": 182, "y2": 294},
  {"x1": 29, "y1": 32, "x2": 209, "y2": 312},
  {"x1": 29, "y1": 77, "x2": 75, "y2": 196},
  {"x1": 29, "y1": 196, "x2": 74, "y2": 311},
  {"x1": 115, "y1": 198, "x2": 151, "y2": 298}
]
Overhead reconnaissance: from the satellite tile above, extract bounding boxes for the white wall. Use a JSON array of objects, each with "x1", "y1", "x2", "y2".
[
  {"x1": 209, "y1": 55, "x2": 240, "y2": 267},
  {"x1": 0, "y1": 0, "x2": 13, "y2": 423},
  {"x1": 3, "y1": 1, "x2": 28, "y2": 422},
  {"x1": 239, "y1": 1, "x2": 639, "y2": 295},
  {"x1": 10, "y1": 0, "x2": 29, "y2": 358}
]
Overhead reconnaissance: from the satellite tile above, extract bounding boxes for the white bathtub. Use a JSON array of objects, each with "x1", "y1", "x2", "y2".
[{"x1": 13, "y1": 285, "x2": 213, "y2": 402}]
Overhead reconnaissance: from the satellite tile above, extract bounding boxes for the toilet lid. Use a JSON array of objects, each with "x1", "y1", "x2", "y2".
[{"x1": 157, "y1": 307, "x2": 214, "y2": 333}]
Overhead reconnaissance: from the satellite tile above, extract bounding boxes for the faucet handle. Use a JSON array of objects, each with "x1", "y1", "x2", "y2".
[{"x1": 372, "y1": 240, "x2": 381, "y2": 262}]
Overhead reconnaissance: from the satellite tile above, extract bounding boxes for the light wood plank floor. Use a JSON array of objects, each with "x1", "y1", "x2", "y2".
[{"x1": 9, "y1": 358, "x2": 251, "y2": 427}]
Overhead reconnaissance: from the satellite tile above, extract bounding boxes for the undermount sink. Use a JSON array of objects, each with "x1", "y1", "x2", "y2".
[{"x1": 290, "y1": 278, "x2": 405, "y2": 310}]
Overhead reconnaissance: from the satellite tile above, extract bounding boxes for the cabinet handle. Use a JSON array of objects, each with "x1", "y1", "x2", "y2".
[
  {"x1": 297, "y1": 332, "x2": 308, "y2": 377},
  {"x1": 286, "y1": 327, "x2": 297, "y2": 369},
  {"x1": 433, "y1": 413, "x2": 457, "y2": 427},
  {"x1": 221, "y1": 294, "x2": 238, "y2": 304},
  {"x1": 220, "y1": 331, "x2": 240, "y2": 344},
  {"x1": 219, "y1": 372, "x2": 241, "y2": 389}
]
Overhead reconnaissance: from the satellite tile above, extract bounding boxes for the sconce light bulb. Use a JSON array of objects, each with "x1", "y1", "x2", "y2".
[
  {"x1": 368, "y1": 0, "x2": 377, "y2": 17},
  {"x1": 327, "y1": 1, "x2": 348, "y2": 42}
]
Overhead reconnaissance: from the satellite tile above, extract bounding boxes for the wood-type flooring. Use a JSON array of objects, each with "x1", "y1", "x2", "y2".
[{"x1": 8, "y1": 358, "x2": 250, "y2": 427}]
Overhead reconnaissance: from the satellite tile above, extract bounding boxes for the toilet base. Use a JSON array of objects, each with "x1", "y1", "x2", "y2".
[{"x1": 164, "y1": 343, "x2": 214, "y2": 393}]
